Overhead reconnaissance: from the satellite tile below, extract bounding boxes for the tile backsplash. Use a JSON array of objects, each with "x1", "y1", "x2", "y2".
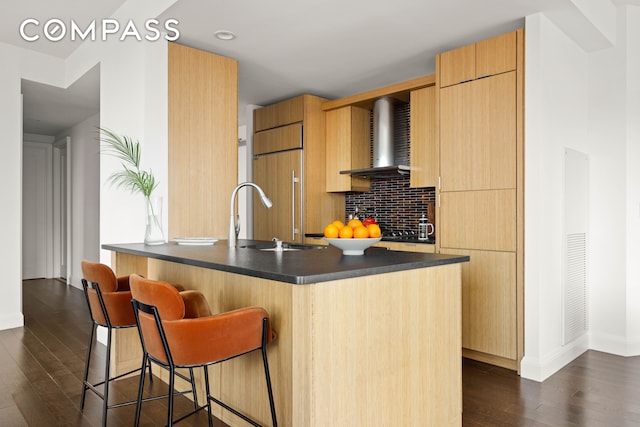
[
  {"x1": 344, "y1": 100, "x2": 436, "y2": 235},
  {"x1": 345, "y1": 176, "x2": 435, "y2": 234}
]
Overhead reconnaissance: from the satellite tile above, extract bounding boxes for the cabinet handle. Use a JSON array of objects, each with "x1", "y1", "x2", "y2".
[
  {"x1": 459, "y1": 78, "x2": 473, "y2": 84},
  {"x1": 477, "y1": 74, "x2": 491, "y2": 79},
  {"x1": 291, "y1": 170, "x2": 298, "y2": 241}
]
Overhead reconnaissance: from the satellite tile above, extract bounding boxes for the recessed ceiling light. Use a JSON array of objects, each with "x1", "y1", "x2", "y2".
[{"x1": 214, "y1": 30, "x2": 236, "y2": 41}]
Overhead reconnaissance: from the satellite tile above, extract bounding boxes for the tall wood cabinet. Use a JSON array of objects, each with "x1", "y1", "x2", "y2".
[
  {"x1": 167, "y1": 42, "x2": 238, "y2": 239},
  {"x1": 253, "y1": 95, "x2": 344, "y2": 241},
  {"x1": 437, "y1": 29, "x2": 524, "y2": 371}
]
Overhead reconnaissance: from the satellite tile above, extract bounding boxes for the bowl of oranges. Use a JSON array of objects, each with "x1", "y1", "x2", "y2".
[{"x1": 323, "y1": 218, "x2": 382, "y2": 255}]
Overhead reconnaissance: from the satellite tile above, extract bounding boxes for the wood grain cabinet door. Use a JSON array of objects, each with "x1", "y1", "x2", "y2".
[
  {"x1": 438, "y1": 43, "x2": 476, "y2": 88},
  {"x1": 325, "y1": 106, "x2": 370, "y2": 192},
  {"x1": 439, "y1": 189, "x2": 516, "y2": 252},
  {"x1": 439, "y1": 72, "x2": 516, "y2": 192},
  {"x1": 475, "y1": 31, "x2": 517, "y2": 79},
  {"x1": 253, "y1": 150, "x2": 303, "y2": 242},
  {"x1": 254, "y1": 123, "x2": 302, "y2": 156},
  {"x1": 409, "y1": 86, "x2": 438, "y2": 188},
  {"x1": 441, "y1": 248, "x2": 517, "y2": 361}
]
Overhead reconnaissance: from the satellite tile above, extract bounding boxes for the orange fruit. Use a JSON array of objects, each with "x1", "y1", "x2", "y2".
[
  {"x1": 347, "y1": 219, "x2": 363, "y2": 229},
  {"x1": 332, "y1": 220, "x2": 345, "y2": 230},
  {"x1": 324, "y1": 223, "x2": 339, "y2": 238},
  {"x1": 353, "y1": 225, "x2": 370, "y2": 238},
  {"x1": 338, "y1": 225, "x2": 354, "y2": 238},
  {"x1": 367, "y1": 224, "x2": 381, "y2": 238}
]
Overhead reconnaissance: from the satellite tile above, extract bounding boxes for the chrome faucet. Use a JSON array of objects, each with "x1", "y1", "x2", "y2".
[{"x1": 228, "y1": 182, "x2": 273, "y2": 248}]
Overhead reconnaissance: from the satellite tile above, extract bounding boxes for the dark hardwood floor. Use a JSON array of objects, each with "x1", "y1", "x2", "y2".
[{"x1": 1, "y1": 279, "x2": 639, "y2": 426}]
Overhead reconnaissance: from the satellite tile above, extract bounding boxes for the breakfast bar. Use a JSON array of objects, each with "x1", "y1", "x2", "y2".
[{"x1": 104, "y1": 240, "x2": 469, "y2": 427}]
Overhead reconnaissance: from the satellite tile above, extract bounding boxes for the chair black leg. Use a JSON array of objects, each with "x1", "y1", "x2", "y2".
[
  {"x1": 262, "y1": 347, "x2": 277, "y2": 427},
  {"x1": 134, "y1": 353, "x2": 148, "y2": 427},
  {"x1": 189, "y1": 367, "x2": 198, "y2": 410},
  {"x1": 168, "y1": 366, "x2": 175, "y2": 427},
  {"x1": 148, "y1": 358, "x2": 154, "y2": 384},
  {"x1": 80, "y1": 323, "x2": 96, "y2": 410},
  {"x1": 203, "y1": 366, "x2": 213, "y2": 427},
  {"x1": 101, "y1": 327, "x2": 113, "y2": 427},
  {"x1": 262, "y1": 318, "x2": 278, "y2": 427}
]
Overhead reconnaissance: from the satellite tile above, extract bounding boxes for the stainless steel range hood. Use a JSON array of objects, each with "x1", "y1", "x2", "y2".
[{"x1": 340, "y1": 96, "x2": 410, "y2": 178}]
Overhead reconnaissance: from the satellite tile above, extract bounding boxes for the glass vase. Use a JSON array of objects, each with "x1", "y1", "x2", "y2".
[{"x1": 144, "y1": 196, "x2": 165, "y2": 245}]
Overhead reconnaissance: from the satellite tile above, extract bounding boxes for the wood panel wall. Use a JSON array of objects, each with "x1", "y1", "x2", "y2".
[{"x1": 168, "y1": 42, "x2": 238, "y2": 239}]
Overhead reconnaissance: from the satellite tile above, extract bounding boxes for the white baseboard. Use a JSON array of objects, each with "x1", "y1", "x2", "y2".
[
  {"x1": 520, "y1": 334, "x2": 589, "y2": 382},
  {"x1": 590, "y1": 331, "x2": 640, "y2": 357}
]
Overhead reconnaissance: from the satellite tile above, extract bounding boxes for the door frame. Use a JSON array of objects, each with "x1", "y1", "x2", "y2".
[{"x1": 53, "y1": 136, "x2": 72, "y2": 283}]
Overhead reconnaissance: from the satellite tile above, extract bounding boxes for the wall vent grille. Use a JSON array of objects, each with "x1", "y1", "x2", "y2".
[
  {"x1": 562, "y1": 148, "x2": 589, "y2": 345},
  {"x1": 564, "y1": 232, "x2": 588, "y2": 344}
]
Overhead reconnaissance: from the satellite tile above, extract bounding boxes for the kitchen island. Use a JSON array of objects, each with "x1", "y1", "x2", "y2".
[{"x1": 104, "y1": 240, "x2": 468, "y2": 427}]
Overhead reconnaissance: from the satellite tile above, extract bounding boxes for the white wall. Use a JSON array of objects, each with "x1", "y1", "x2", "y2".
[
  {"x1": 0, "y1": 0, "x2": 178, "y2": 329},
  {"x1": 522, "y1": 13, "x2": 591, "y2": 381},
  {"x1": 625, "y1": 6, "x2": 640, "y2": 355},
  {"x1": 0, "y1": 43, "x2": 65, "y2": 330},
  {"x1": 585, "y1": 5, "x2": 629, "y2": 355},
  {"x1": 522, "y1": 5, "x2": 640, "y2": 381},
  {"x1": 60, "y1": 113, "x2": 100, "y2": 289},
  {"x1": 63, "y1": 0, "x2": 177, "y2": 263}
]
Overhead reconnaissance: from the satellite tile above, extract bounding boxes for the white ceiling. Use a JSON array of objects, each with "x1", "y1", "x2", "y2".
[{"x1": 0, "y1": 0, "x2": 607, "y2": 135}]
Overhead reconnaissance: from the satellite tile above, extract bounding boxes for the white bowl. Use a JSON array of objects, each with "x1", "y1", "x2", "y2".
[{"x1": 324, "y1": 237, "x2": 382, "y2": 255}]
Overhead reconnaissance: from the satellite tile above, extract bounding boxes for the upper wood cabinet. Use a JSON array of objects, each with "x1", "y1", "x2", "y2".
[
  {"x1": 409, "y1": 86, "x2": 437, "y2": 188},
  {"x1": 439, "y1": 71, "x2": 516, "y2": 192},
  {"x1": 438, "y1": 31, "x2": 517, "y2": 88},
  {"x1": 321, "y1": 75, "x2": 437, "y2": 192},
  {"x1": 325, "y1": 106, "x2": 371, "y2": 192},
  {"x1": 168, "y1": 42, "x2": 238, "y2": 239},
  {"x1": 254, "y1": 96, "x2": 304, "y2": 132},
  {"x1": 254, "y1": 123, "x2": 302, "y2": 156}
]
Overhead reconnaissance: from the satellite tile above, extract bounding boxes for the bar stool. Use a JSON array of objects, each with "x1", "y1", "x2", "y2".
[
  {"x1": 129, "y1": 274, "x2": 278, "y2": 427},
  {"x1": 80, "y1": 260, "x2": 187, "y2": 426}
]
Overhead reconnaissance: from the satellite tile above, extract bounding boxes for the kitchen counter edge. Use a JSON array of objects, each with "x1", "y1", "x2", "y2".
[{"x1": 103, "y1": 241, "x2": 469, "y2": 285}]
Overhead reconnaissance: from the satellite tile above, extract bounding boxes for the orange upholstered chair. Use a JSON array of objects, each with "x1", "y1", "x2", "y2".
[
  {"x1": 129, "y1": 274, "x2": 278, "y2": 427},
  {"x1": 80, "y1": 260, "x2": 187, "y2": 427}
]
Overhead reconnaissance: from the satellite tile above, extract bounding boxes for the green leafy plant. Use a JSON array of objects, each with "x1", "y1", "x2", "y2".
[
  {"x1": 98, "y1": 127, "x2": 158, "y2": 198},
  {"x1": 99, "y1": 127, "x2": 165, "y2": 243}
]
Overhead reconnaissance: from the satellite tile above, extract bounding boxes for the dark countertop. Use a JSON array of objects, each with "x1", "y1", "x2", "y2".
[{"x1": 103, "y1": 240, "x2": 468, "y2": 285}]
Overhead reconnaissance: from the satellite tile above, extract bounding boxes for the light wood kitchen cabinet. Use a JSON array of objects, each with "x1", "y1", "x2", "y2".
[
  {"x1": 439, "y1": 189, "x2": 516, "y2": 252},
  {"x1": 441, "y1": 248, "x2": 517, "y2": 361},
  {"x1": 439, "y1": 31, "x2": 517, "y2": 88},
  {"x1": 325, "y1": 106, "x2": 371, "y2": 192},
  {"x1": 168, "y1": 42, "x2": 238, "y2": 239},
  {"x1": 253, "y1": 150, "x2": 302, "y2": 242},
  {"x1": 254, "y1": 95, "x2": 304, "y2": 132},
  {"x1": 440, "y1": 71, "x2": 516, "y2": 192},
  {"x1": 253, "y1": 95, "x2": 344, "y2": 240},
  {"x1": 253, "y1": 123, "x2": 302, "y2": 156},
  {"x1": 409, "y1": 86, "x2": 438, "y2": 188},
  {"x1": 436, "y1": 28, "x2": 524, "y2": 371},
  {"x1": 320, "y1": 75, "x2": 436, "y2": 193}
]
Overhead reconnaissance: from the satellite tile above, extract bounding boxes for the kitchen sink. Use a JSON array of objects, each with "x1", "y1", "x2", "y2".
[{"x1": 240, "y1": 243, "x2": 327, "y2": 252}]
